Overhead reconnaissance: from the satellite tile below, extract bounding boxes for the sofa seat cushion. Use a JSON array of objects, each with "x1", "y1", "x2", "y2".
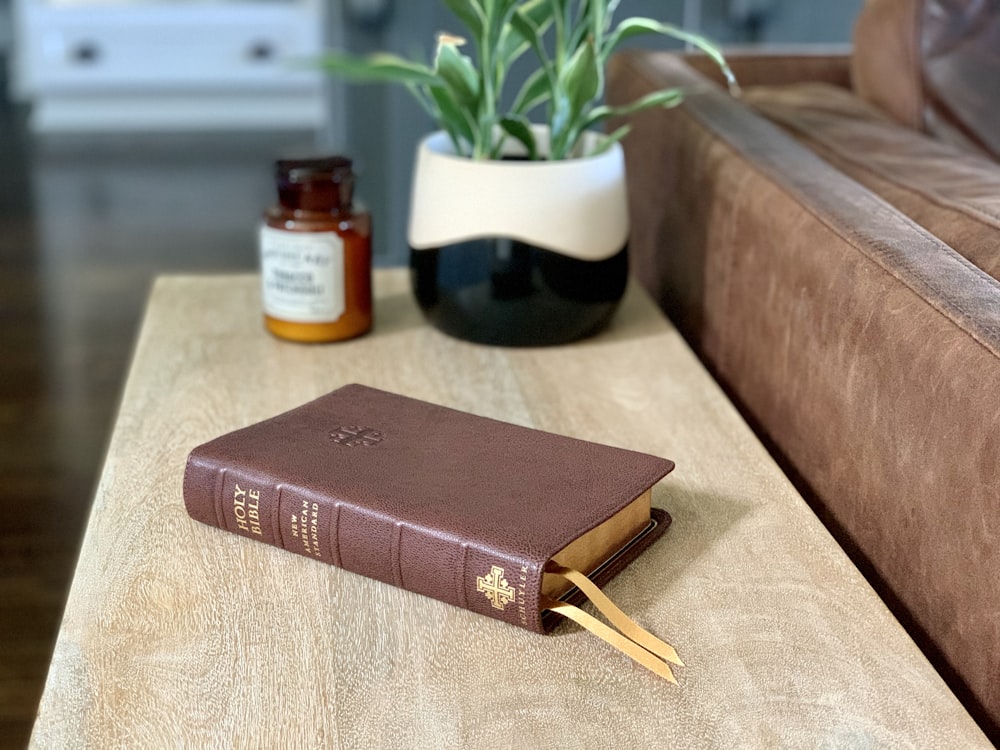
[
  {"x1": 851, "y1": 0, "x2": 1000, "y2": 161},
  {"x1": 744, "y1": 82, "x2": 1000, "y2": 282}
]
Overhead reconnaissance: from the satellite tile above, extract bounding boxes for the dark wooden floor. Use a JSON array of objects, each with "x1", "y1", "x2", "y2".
[{"x1": 0, "y1": 69, "x2": 322, "y2": 748}]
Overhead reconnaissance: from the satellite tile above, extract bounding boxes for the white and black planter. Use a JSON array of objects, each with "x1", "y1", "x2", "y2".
[{"x1": 408, "y1": 127, "x2": 629, "y2": 347}]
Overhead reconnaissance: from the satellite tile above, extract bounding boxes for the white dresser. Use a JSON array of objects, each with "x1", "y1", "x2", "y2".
[{"x1": 10, "y1": 0, "x2": 330, "y2": 132}]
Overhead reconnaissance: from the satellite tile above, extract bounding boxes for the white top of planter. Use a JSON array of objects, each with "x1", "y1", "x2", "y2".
[{"x1": 407, "y1": 127, "x2": 629, "y2": 262}]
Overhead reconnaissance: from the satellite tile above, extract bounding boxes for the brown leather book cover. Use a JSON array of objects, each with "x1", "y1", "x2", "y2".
[{"x1": 183, "y1": 383, "x2": 674, "y2": 635}]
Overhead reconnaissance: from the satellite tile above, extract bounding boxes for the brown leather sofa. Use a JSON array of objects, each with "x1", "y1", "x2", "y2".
[{"x1": 607, "y1": 0, "x2": 1000, "y2": 740}]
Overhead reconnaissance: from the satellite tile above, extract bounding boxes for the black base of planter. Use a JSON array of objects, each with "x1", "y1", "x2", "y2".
[{"x1": 410, "y1": 238, "x2": 628, "y2": 347}]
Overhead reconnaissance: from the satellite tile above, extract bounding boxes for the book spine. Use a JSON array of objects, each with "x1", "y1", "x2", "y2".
[{"x1": 182, "y1": 454, "x2": 545, "y2": 632}]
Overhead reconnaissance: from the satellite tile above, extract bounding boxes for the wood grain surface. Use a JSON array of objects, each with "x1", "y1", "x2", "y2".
[{"x1": 30, "y1": 271, "x2": 991, "y2": 748}]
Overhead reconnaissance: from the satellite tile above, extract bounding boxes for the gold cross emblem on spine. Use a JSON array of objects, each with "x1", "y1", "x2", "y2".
[{"x1": 477, "y1": 566, "x2": 516, "y2": 610}]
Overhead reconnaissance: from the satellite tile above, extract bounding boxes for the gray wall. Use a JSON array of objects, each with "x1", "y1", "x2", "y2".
[{"x1": 0, "y1": 0, "x2": 11, "y2": 54}]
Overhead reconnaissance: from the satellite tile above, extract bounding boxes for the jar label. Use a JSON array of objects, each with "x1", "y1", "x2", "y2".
[{"x1": 260, "y1": 227, "x2": 345, "y2": 323}]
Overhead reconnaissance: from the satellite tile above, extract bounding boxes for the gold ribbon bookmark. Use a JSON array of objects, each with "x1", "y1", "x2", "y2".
[{"x1": 543, "y1": 562, "x2": 682, "y2": 683}]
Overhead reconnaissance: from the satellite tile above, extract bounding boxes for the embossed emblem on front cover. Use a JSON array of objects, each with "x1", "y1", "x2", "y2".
[
  {"x1": 330, "y1": 426, "x2": 383, "y2": 447},
  {"x1": 477, "y1": 565, "x2": 516, "y2": 610}
]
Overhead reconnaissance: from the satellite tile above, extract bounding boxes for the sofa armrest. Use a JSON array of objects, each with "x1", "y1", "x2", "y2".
[
  {"x1": 682, "y1": 45, "x2": 852, "y2": 89},
  {"x1": 607, "y1": 49, "x2": 1000, "y2": 739}
]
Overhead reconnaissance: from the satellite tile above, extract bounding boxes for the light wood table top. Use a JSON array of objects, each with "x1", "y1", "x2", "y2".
[{"x1": 31, "y1": 270, "x2": 990, "y2": 748}]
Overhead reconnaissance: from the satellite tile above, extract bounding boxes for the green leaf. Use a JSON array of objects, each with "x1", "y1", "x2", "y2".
[
  {"x1": 497, "y1": 1, "x2": 551, "y2": 70},
  {"x1": 435, "y1": 41, "x2": 480, "y2": 109},
  {"x1": 508, "y1": 4, "x2": 544, "y2": 54},
  {"x1": 588, "y1": 0, "x2": 606, "y2": 38},
  {"x1": 550, "y1": 0, "x2": 570, "y2": 63},
  {"x1": 511, "y1": 67, "x2": 551, "y2": 116},
  {"x1": 498, "y1": 115, "x2": 538, "y2": 160},
  {"x1": 428, "y1": 86, "x2": 478, "y2": 156},
  {"x1": 559, "y1": 38, "x2": 600, "y2": 120},
  {"x1": 496, "y1": 26, "x2": 525, "y2": 69},
  {"x1": 550, "y1": 0, "x2": 570, "y2": 23},
  {"x1": 569, "y1": 0, "x2": 597, "y2": 50},
  {"x1": 603, "y1": 16, "x2": 668, "y2": 52},
  {"x1": 549, "y1": 90, "x2": 573, "y2": 159},
  {"x1": 550, "y1": 89, "x2": 571, "y2": 133},
  {"x1": 313, "y1": 51, "x2": 441, "y2": 87},
  {"x1": 590, "y1": 123, "x2": 632, "y2": 156},
  {"x1": 581, "y1": 87, "x2": 684, "y2": 129},
  {"x1": 441, "y1": 0, "x2": 485, "y2": 39},
  {"x1": 519, "y1": 0, "x2": 554, "y2": 29},
  {"x1": 485, "y1": 0, "x2": 519, "y2": 18},
  {"x1": 485, "y1": 0, "x2": 521, "y2": 50},
  {"x1": 508, "y1": 8, "x2": 557, "y2": 89},
  {"x1": 592, "y1": 0, "x2": 624, "y2": 38},
  {"x1": 603, "y1": 18, "x2": 738, "y2": 92}
]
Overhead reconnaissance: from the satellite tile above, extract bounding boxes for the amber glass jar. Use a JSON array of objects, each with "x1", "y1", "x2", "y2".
[{"x1": 259, "y1": 156, "x2": 372, "y2": 343}]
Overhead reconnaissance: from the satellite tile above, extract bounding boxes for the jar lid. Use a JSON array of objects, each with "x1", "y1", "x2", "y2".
[
  {"x1": 275, "y1": 156, "x2": 355, "y2": 212},
  {"x1": 277, "y1": 156, "x2": 353, "y2": 184}
]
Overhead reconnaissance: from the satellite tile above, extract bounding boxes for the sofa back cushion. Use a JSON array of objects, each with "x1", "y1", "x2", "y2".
[{"x1": 851, "y1": 0, "x2": 1000, "y2": 161}]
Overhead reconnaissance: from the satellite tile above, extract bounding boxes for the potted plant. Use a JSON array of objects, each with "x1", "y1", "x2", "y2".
[{"x1": 318, "y1": 0, "x2": 735, "y2": 346}]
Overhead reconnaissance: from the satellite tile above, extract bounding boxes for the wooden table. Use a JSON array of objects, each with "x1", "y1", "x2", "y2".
[{"x1": 31, "y1": 271, "x2": 991, "y2": 748}]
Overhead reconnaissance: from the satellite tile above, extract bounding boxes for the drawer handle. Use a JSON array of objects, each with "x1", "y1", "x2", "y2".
[
  {"x1": 70, "y1": 41, "x2": 101, "y2": 64},
  {"x1": 247, "y1": 41, "x2": 276, "y2": 62}
]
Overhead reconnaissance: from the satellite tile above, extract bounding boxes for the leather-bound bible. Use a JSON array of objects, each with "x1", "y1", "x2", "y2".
[{"x1": 183, "y1": 383, "x2": 683, "y2": 680}]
